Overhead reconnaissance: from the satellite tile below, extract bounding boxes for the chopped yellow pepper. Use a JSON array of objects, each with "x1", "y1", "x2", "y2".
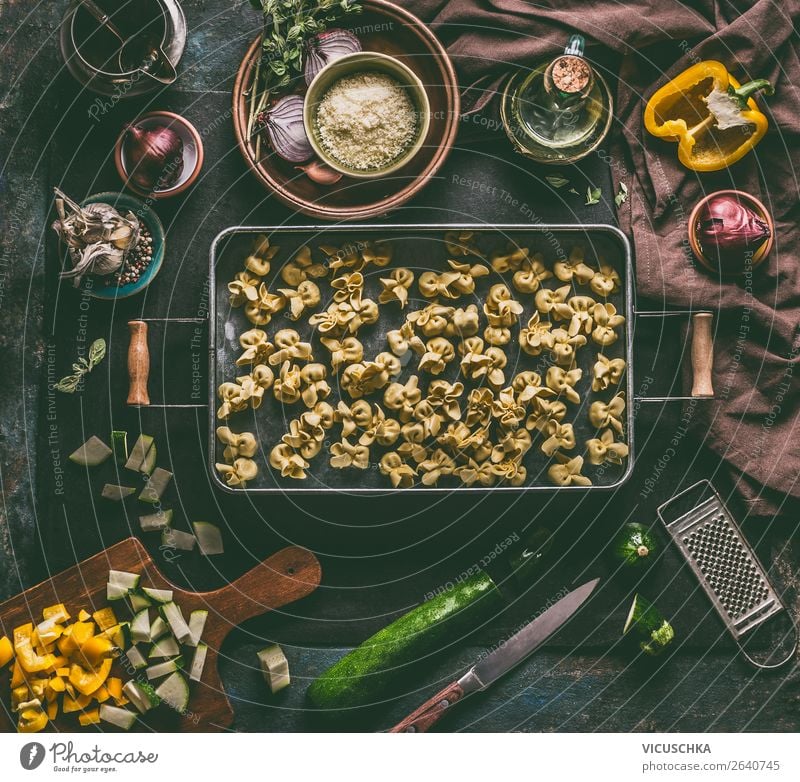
[
  {"x1": 77, "y1": 636, "x2": 114, "y2": 669},
  {"x1": 42, "y1": 603, "x2": 70, "y2": 623},
  {"x1": 14, "y1": 625, "x2": 56, "y2": 673},
  {"x1": 79, "y1": 708, "x2": 101, "y2": 726},
  {"x1": 106, "y1": 677, "x2": 123, "y2": 701},
  {"x1": 0, "y1": 636, "x2": 13, "y2": 668},
  {"x1": 69, "y1": 659, "x2": 112, "y2": 697},
  {"x1": 644, "y1": 60, "x2": 773, "y2": 171},
  {"x1": 92, "y1": 608, "x2": 118, "y2": 632},
  {"x1": 18, "y1": 701, "x2": 49, "y2": 733},
  {"x1": 62, "y1": 692, "x2": 91, "y2": 713}
]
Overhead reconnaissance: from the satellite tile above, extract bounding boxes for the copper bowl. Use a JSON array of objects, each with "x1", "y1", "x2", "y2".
[
  {"x1": 688, "y1": 189, "x2": 774, "y2": 275},
  {"x1": 232, "y1": 0, "x2": 459, "y2": 221},
  {"x1": 115, "y1": 111, "x2": 204, "y2": 199}
]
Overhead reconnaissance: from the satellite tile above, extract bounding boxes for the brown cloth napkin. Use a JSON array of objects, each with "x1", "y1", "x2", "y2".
[{"x1": 408, "y1": 0, "x2": 800, "y2": 516}]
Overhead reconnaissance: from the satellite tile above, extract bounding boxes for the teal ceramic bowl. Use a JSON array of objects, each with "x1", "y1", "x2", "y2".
[
  {"x1": 303, "y1": 51, "x2": 431, "y2": 180},
  {"x1": 75, "y1": 192, "x2": 165, "y2": 300}
]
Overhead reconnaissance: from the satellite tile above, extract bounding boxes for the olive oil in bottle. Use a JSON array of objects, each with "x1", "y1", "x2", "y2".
[{"x1": 501, "y1": 35, "x2": 612, "y2": 164}]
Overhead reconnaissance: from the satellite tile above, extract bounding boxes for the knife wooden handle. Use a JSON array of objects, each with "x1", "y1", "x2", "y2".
[
  {"x1": 127, "y1": 320, "x2": 150, "y2": 406},
  {"x1": 389, "y1": 680, "x2": 466, "y2": 733},
  {"x1": 690, "y1": 312, "x2": 714, "y2": 397}
]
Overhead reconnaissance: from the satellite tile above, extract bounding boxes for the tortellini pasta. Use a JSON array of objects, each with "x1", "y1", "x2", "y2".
[
  {"x1": 592, "y1": 354, "x2": 626, "y2": 392},
  {"x1": 221, "y1": 234, "x2": 629, "y2": 489},
  {"x1": 546, "y1": 366, "x2": 583, "y2": 405},
  {"x1": 215, "y1": 457, "x2": 259, "y2": 487},
  {"x1": 445, "y1": 230, "x2": 483, "y2": 258},
  {"x1": 216, "y1": 426, "x2": 258, "y2": 460},
  {"x1": 379, "y1": 451, "x2": 417, "y2": 488},
  {"x1": 591, "y1": 303, "x2": 625, "y2": 346},
  {"x1": 419, "y1": 337, "x2": 456, "y2": 376},
  {"x1": 330, "y1": 438, "x2": 370, "y2": 470},
  {"x1": 237, "y1": 328, "x2": 274, "y2": 366},
  {"x1": 590, "y1": 263, "x2": 621, "y2": 297},
  {"x1": 269, "y1": 443, "x2": 309, "y2": 480},
  {"x1": 321, "y1": 336, "x2": 363, "y2": 372},
  {"x1": 553, "y1": 246, "x2": 594, "y2": 284},
  {"x1": 268, "y1": 329, "x2": 313, "y2": 365},
  {"x1": 512, "y1": 253, "x2": 552, "y2": 294},
  {"x1": 586, "y1": 429, "x2": 629, "y2": 465},
  {"x1": 548, "y1": 454, "x2": 592, "y2": 486},
  {"x1": 589, "y1": 392, "x2": 626, "y2": 435},
  {"x1": 378, "y1": 268, "x2": 414, "y2": 308},
  {"x1": 281, "y1": 245, "x2": 326, "y2": 286},
  {"x1": 245, "y1": 234, "x2": 280, "y2": 277},
  {"x1": 278, "y1": 280, "x2": 321, "y2": 321}
]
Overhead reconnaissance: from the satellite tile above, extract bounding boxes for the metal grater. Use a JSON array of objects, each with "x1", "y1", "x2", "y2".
[{"x1": 657, "y1": 480, "x2": 797, "y2": 669}]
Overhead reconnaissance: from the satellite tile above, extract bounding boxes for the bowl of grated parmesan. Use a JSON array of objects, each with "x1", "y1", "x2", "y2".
[{"x1": 303, "y1": 51, "x2": 431, "y2": 179}]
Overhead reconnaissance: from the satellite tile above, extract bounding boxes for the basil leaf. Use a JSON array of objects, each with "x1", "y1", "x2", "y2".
[
  {"x1": 585, "y1": 186, "x2": 602, "y2": 206},
  {"x1": 614, "y1": 182, "x2": 629, "y2": 208}
]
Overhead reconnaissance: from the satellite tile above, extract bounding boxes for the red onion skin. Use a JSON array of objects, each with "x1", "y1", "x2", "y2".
[
  {"x1": 696, "y1": 195, "x2": 770, "y2": 270},
  {"x1": 125, "y1": 124, "x2": 184, "y2": 190}
]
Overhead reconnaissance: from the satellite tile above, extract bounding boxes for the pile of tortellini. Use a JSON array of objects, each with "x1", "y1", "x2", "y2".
[{"x1": 214, "y1": 230, "x2": 629, "y2": 489}]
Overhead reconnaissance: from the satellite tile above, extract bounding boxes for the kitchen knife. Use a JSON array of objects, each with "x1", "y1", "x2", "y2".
[{"x1": 389, "y1": 577, "x2": 600, "y2": 733}]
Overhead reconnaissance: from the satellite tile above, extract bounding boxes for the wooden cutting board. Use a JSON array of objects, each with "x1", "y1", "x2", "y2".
[{"x1": 0, "y1": 537, "x2": 321, "y2": 732}]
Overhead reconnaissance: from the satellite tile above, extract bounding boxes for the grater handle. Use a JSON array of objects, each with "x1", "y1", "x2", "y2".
[
  {"x1": 739, "y1": 623, "x2": 798, "y2": 670},
  {"x1": 690, "y1": 313, "x2": 714, "y2": 397},
  {"x1": 127, "y1": 320, "x2": 150, "y2": 407}
]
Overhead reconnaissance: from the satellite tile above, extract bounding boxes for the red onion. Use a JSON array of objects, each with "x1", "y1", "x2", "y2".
[
  {"x1": 261, "y1": 95, "x2": 314, "y2": 163},
  {"x1": 696, "y1": 194, "x2": 770, "y2": 269},
  {"x1": 125, "y1": 124, "x2": 184, "y2": 190},
  {"x1": 304, "y1": 29, "x2": 362, "y2": 85}
]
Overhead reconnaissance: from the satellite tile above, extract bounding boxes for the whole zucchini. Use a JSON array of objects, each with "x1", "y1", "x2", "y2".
[{"x1": 307, "y1": 572, "x2": 502, "y2": 710}]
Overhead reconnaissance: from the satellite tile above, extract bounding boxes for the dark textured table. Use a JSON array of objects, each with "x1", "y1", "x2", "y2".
[{"x1": 1, "y1": 0, "x2": 798, "y2": 733}]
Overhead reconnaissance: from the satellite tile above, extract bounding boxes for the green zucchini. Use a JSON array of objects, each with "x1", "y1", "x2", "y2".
[
  {"x1": 111, "y1": 431, "x2": 128, "y2": 464},
  {"x1": 125, "y1": 434, "x2": 154, "y2": 472},
  {"x1": 101, "y1": 484, "x2": 136, "y2": 501},
  {"x1": 307, "y1": 572, "x2": 503, "y2": 710},
  {"x1": 69, "y1": 436, "x2": 112, "y2": 467},
  {"x1": 623, "y1": 593, "x2": 675, "y2": 656},
  {"x1": 139, "y1": 467, "x2": 172, "y2": 504},
  {"x1": 140, "y1": 443, "x2": 158, "y2": 476},
  {"x1": 612, "y1": 523, "x2": 658, "y2": 570}
]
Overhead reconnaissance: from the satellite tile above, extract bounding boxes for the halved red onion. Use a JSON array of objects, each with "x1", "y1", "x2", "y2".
[
  {"x1": 304, "y1": 29, "x2": 362, "y2": 85},
  {"x1": 262, "y1": 95, "x2": 314, "y2": 163}
]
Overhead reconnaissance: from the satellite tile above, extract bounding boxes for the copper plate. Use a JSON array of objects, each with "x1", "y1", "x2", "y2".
[{"x1": 232, "y1": 0, "x2": 459, "y2": 221}]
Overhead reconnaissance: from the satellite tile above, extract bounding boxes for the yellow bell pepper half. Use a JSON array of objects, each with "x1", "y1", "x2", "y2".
[{"x1": 644, "y1": 60, "x2": 773, "y2": 171}]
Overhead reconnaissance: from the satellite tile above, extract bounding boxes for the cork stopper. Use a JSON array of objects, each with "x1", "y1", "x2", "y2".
[{"x1": 549, "y1": 55, "x2": 591, "y2": 95}]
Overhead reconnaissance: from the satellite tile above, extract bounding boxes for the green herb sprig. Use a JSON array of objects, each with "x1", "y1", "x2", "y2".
[
  {"x1": 247, "y1": 0, "x2": 362, "y2": 153},
  {"x1": 54, "y1": 339, "x2": 106, "y2": 394}
]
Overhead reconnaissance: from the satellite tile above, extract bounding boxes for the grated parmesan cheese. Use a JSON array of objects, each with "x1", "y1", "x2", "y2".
[{"x1": 316, "y1": 71, "x2": 417, "y2": 170}]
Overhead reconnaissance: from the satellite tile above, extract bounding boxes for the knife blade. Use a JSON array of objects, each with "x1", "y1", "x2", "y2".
[{"x1": 388, "y1": 577, "x2": 600, "y2": 733}]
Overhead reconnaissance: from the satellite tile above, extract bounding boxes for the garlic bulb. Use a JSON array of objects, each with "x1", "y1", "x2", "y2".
[{"x1": 52, "y1": 188, "x2": 140, "y2": 287}]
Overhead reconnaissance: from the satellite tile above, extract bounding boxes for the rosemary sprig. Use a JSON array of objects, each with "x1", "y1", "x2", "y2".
[
  {"x1": 54, "y1": 339, "x2": 107, "y2": 394},
  {"x1": 246, "y1": 0, "x2": 362, "y2": 158}
]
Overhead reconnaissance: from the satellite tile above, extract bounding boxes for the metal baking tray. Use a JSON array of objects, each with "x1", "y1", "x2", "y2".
[{"x1": 209, "y1": 224, "x2": 634, "y2": 493}]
